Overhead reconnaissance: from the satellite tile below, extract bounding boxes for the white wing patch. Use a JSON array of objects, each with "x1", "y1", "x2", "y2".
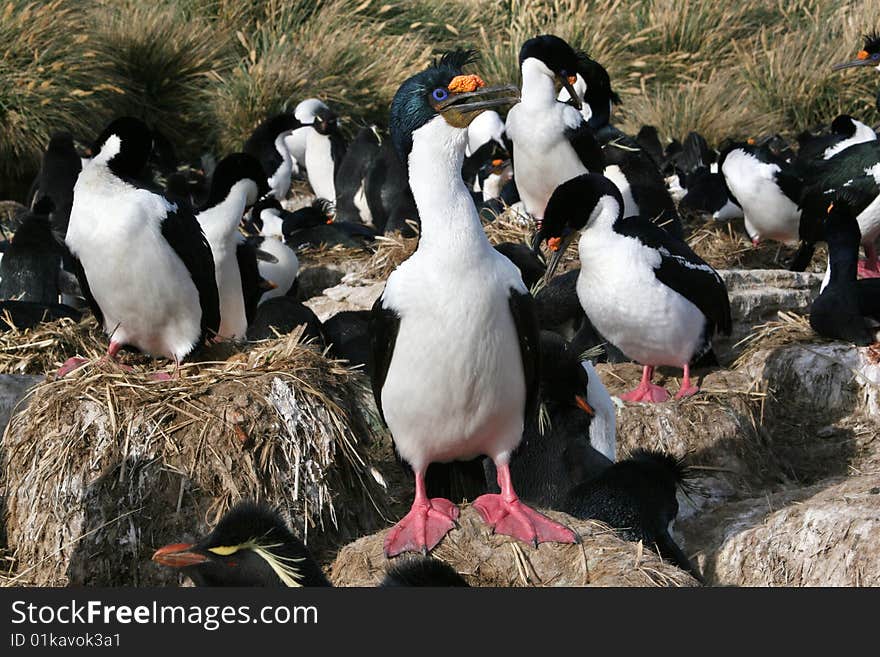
[{"x1": 657, "y1": 246, "x2": 718, "y2": 277}]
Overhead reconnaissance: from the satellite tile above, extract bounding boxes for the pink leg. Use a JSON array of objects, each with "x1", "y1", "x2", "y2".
[
  {"x1": 858, "y1": 242, "x2": 880, "y2": 279},
  {"x1": 56, "y1": 357, "x2": 88, "y2": 377},
  {"x1": 473, "y1": 463, "x2": 576, "y2": 547},
  {"x1": 383, "y1": 470, "x2": 459, "y2": 557},
  {"x1": 151, "y1": 359, "x2": 179, "y2": 381},
  {"x1": 675, "y1": 363, "x2": 700, "y2": 399},
  {"x1": 619, "y1": 366, "x2": 670, "y2": 403},
  {"x1": 56, "y1": 340, "x2": 125, "y2": 378}
]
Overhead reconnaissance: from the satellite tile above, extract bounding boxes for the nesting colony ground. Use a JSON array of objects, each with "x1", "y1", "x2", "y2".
[{"x1": 0, "y1": 197, "x2": 877, "y2": 587}]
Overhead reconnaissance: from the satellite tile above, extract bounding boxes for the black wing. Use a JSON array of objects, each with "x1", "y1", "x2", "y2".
[
  {"x1": 564, "y1": 119, "x2": 605, "y2": 173},
  {"x1": 70, "y1": 254, "x2": 104, "y2": 327},
  {"x1": 616, "y1": 216, "x2": 732, "y2": 335},
  {"x1": 369, "y1": 295, "x2": 401, "y2": 425},
  {"x1": 508, "y1": 289, "x2": 541, "y2": 420},
  {"x1": 161, "y1": 206, "x2": 221, "y2": 344}
]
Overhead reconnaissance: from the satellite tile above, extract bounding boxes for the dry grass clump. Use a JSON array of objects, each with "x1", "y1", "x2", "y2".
[
  {"x1": 364, "y1": 233, "x2": 419, "y2": 281},
  {"x1": 0, "y1": 315, "x2": 105, "y2": 375},
  {"x1": 206, "y1": 0, "x2": 432, "y2": 153},
  {"x1": 618, "y1": 68, "x2": 777, "y2": 146},
  {"x1": 331, "y1": 505, "x2": 699, "y2": 587},
  {"x1": 90, "y1": 0, "x2": 233, "y2": 157},
  {"x1": 1, "y1": 329, "x2": 389, "y2": 586},
  {"x1": 732, "y1": 310, "x2": 818, "y2": 369},
  {"x1": 0, "y1": 1, "x2": 116, "y2": 189},
  {"x1": 684, "y1": 219, "x2": 828, "y2": 272}
]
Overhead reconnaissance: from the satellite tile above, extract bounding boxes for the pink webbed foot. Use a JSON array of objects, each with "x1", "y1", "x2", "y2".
[
  {"x1": 675, "y1": 383, "x2": 699, "y2": 399},
  {"x1": 674, "y1": 363, "x2": 699, "y2": 400},
  {"x1": 473, "y1": 494, "x2": 577, "y2": 547},
  {"x1": 619, "y1": 383, "x2": 670, "y2": 403},
  {"x1": 619, "y1": 365, "x2": 670, "y2": 403},
  {"x1": 857, "y1": 259, "x2": 880, "y2": 279},
  {"x1": 383, "y1": 497, "x2": 459, "y2": 557},
  {"x1": 56, "y1": 357, "x2": 88, "y2": 378}
]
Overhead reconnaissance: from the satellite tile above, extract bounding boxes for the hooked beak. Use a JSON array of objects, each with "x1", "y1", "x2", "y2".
[
  {"x1": 832, "y1": 51, "x2": 878, "y2": 70},
  {"x1": 255, "y1": 249, "x2": 279, "y2": 264},
  {"x1": 436, "y1": 84, "x2": 521, "y2": 115},
  {"x1": 559, "y1": 74, "x2": 582, "y2": 110},
  {"x1": 540, "y1": 231, "x2": 577, "y2": 284},
  {"x1": 152, "y1": 543, "x2": 208, "y2": 568}
]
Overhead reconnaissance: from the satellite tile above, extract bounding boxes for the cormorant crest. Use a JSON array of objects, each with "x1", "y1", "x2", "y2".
[
  {"x1": 389, "y1": 49, "x2": 479, "y2": 164},
  {"x1": 863, "y1": 31, "x2": 880, "y2": 54}
]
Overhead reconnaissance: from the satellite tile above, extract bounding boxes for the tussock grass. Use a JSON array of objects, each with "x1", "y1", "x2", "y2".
[
  {"x1": 91, "y1": 0, "x2": 233, "y2": 157},
  {"x1": 0, "y1": 1, "x2": 115, "y2": 190},
  {"x1": 2, "y1": 0, "x2": 880, "y2": 193}
]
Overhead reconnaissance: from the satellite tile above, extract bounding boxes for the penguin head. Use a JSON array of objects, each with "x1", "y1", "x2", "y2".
[
  {"x1": 519, "y1": 34, "x2": 582, "y2": 108},
  {"x1": 203, "y1": 153, "x2": 269, "y2": 210},
  {"x1": 390, "y1": 50, "x2": 519, "y2": 166},
  {"x1": 538, "y1": 331, "x2": 594, "y2": 416},
  {"x1": 833, "y1": 31, "x2": 880, "y2": 71},
  {"x1": 380, "y1": 557, "x2": 469, "y2": 587},
  {"x1": 533, "y1": 173, "x2": 624, "y2": 281},
  {"x1": 152, "y1": 502, "x2": 329, "y2": 587},
  {"x1": 46, "y1": 131, "x2": 77, "y2": 156},
  {"x1": 680, "y1": 168, "x2": 738, "y2": 220},
  {"x1": 92, "y1": 117, "x2": 153, "y2": 179},
  {"x1": 311, "y1": 106, "x2": 340, "y2": 136},
  {"x1": 829, "y1": 114, "x2": 858, "y2": 137}
]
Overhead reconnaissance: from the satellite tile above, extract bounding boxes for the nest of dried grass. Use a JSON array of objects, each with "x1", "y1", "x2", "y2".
[
  {"x1": 0, "y1": 315, "x2": 105, "y2": 375},
  {"x1": 732, "y1": 311, "x2": 818, "y2": 370},
  {"x1": 1, "y1": 329, "x2": 389, "y2": 586},
  {"x1": 685, "y1": 218, "x2": 827, "y2": 273},
  {"x1": 331, "y1": 505, "x2": 698, "y2": 587},
  {"x1": 596, "y1": 362, "x2": 786, "y2": 504},
  {"x1": 363, "y1": 233, "x2": 419, "y2": 281}
]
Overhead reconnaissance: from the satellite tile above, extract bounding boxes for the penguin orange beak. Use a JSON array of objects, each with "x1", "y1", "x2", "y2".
[
  {"x1": 152, "y1": 543, "x2": 208, "y2": 568},
  {"x1": 575, "y1": 395, "x2": 595, "y2": 416}
]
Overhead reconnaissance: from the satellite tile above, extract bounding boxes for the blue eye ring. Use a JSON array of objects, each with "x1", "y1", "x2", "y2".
[
  {"x1": 432, "y1": 88, "x2": 449, "y2": 102},
  {"x1": 872, "y1": 52, "x2": 880, "y2": 60}
]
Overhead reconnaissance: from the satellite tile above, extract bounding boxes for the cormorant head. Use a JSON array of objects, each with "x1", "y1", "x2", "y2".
[
  {"x1": 824, "y1": 192, "x2": 864, "y2": 252},
  {"x1": 202, "y1": 153, "x2": 270, "y2": 210},
  {"x1": 532, "y1": 173, "x2": 624, "y2": 281},
  {"x1": 389, "y1": 50, "x2": 519, "y2": 166},
  {"x1": 833, "y1": 31, "x2": 880, "y2": 70},
  {"x1": 152, "y1": 502, "x2": 330, "y2": 587},
  {"x1": 519, "y1": 34, "x2": 582, "y2": 109},
  {"x1": 557, "y1": 51, "x2": 621, "y2": 127},
  {"x1": 91, "y1": 117, "x2": 153, "y2": 180},
  {"x1": 294, "y1": 98, "x2": 330, "y2": 124}
]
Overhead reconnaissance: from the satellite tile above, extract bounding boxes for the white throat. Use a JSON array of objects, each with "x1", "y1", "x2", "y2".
[
  {"x1": 407, "y1": 116, "x2": 488, "y2": 254},
  {"x1": 520, "y1": 58, "x2": 559, "y2": 109}
]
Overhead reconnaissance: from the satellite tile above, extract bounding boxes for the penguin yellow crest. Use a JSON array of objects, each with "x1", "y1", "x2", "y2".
[{"x1": 447, "y1": 74, "x2": 485, "y2": 93}]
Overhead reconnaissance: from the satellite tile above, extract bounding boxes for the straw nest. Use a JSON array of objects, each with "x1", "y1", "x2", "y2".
[
  {"x1": 731, "y1": 310, "x2": 818, "y2": 369},
  {"x1": 684, "y1": 217, "x2": 827, "y2": 273},
  {"x1": 0, "y1": 329, "x2": 389, "y2": 586},
  {"x1": 0, "y1": 315, "x2": 106, "y2": 376},
  {"x1": 330, "y1": 506, "x2": 699, "y2": 587},
  {"x1": 595, "y1": 362, "x2": 783, "y2": 506}
]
